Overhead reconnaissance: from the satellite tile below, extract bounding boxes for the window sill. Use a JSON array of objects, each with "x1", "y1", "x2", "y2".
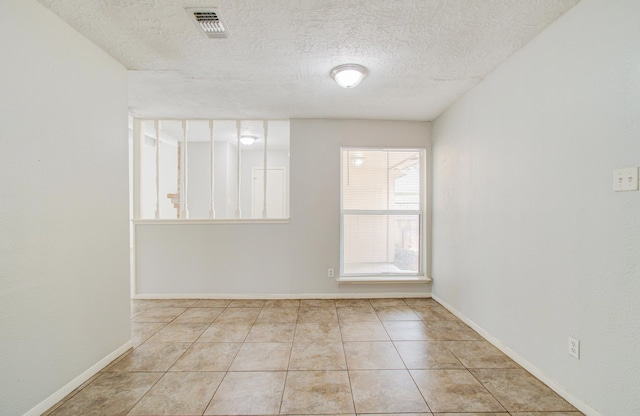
[
  {"x1": 337, "y1": 276, "x2": 431, "y2": 284},
  {"x1": 133, "y1": 219, "x2": 289, "y2": 225}
]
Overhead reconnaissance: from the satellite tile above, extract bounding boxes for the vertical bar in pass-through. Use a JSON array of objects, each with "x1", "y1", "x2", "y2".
[
  {"x1": 133, "y1": 119, "x2": 142, "y2": 220},
  {"x1": 181, "y1": 120, "x2": 189, "y2": 219},
  {"x1": 209, "y1": 120, "x2": 215, "y2": 219},
  {"x1": 235, "y1": 120, "x2": 241, "y2": 218},
  {"x1": 262, "y1": 120, "x2": 268, "y2": 219},
  {"x1": 154, "y1": 120, "x2": 160, "y2": 219}
]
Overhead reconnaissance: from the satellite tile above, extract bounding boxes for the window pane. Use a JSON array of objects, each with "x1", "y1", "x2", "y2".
[
  {"x1": 343, "y1": 214, "x2": 420, "y2": 275},
  {"x1": 343, "y1": 150, "x2": 388, "y2": 211},
  {"x1": 389, "y1": 151, "x2": 420, "y2": 210},
  {"x1": 343, "y1": 150, "x2": 421, "y2": 211}
]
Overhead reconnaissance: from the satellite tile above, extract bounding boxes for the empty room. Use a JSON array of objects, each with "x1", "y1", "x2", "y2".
[{"x1": 1, "y1": 0, "x2": 639, "y2": 415}]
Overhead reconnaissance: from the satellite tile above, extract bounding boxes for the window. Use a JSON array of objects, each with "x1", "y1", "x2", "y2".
[
  {"x1": 340, "y1": 148, "x2": 425, "y2": 278},
  {"x1": 133, "y1": 119, "x2": 289, "y2": 221}
]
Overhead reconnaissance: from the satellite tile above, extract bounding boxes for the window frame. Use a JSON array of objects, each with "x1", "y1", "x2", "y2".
[{"x1": 339, "y1": 146, "x2": 428, "y2": 282}]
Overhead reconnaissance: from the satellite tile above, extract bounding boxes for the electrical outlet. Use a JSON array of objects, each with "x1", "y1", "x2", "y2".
[
  {"x1": 327, "y1": 268, "x2": 334, "y2": 278},
  {"x1": 568, "y1": 336, "x2": 580, "y2": 359},
  {"x1": 613, "y1": 167, "x2": 639, "y2": 191}
]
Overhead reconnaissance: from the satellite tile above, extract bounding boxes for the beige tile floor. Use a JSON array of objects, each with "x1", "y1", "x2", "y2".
[{"x1": 44, "y1": 298, "x2": 584, "y2": 416}]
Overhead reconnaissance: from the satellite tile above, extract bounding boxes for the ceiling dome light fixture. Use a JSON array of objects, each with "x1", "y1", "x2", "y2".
[
  {"x1": 331, "y1": 64, "x2": 368, "y2": 88},
  {"x1": 240, "y1": 134, "x2": 257, "y2": 146}
]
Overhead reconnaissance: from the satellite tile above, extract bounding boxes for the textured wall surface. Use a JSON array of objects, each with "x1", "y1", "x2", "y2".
[
  {"x1": 431, "y1": 0, "x2": 640, "y2": 414},
  {"x1": 37, "y1": 0, "x2": 578, "y2": 120},
  {"x1": 135, "y1": 119, "x2": 431, "y2": 296},
  {"x1": 0, "y1": 1, "x2": 130, "y2": 414}
]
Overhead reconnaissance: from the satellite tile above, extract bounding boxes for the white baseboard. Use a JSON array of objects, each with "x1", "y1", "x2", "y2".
[
  {"x1": 24, "y1": 340, "x2": 132, "y2": 416},
  {"x1": 432, "y1": 295, "x2": 600, "y2": 416},
  {"x1": 133, "y1": 292, "x2": 432, "y2": 300}
]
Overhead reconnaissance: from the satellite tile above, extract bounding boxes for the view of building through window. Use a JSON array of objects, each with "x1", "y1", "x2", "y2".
[{"x1": 341, "y1": 148, "x2": 424, "y2": 276}]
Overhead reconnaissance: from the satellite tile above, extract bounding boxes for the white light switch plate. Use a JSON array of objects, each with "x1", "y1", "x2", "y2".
[{"x1": 613, "y1": 167, "x2": 638, "y2": 192}]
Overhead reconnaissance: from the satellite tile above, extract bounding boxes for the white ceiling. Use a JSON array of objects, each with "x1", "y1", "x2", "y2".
[{"x1": 38, "y1": 0, "x2": 579, "y2": 121}]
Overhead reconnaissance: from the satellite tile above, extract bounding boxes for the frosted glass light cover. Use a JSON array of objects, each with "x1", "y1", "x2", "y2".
[
  {"x1": 331, "y1": 64, "x2": 368, "y2": 88},
  {"x1": 240, "y1": 135, "x2": 257, "y2": 145}
]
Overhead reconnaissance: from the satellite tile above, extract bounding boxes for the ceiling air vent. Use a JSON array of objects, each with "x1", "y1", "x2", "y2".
[{"x1": 186, "y1": 8, "x2": 229, "y2": 38}]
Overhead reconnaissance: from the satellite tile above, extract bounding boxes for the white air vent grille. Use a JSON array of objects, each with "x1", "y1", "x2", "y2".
[{"x1": 186, "y1": 8, "x2": 229, "y2": 38}]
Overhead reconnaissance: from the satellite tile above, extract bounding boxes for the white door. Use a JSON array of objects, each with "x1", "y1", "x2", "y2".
[{"x1": 252, "y1": 167, "x2": 286, "y2": 218}]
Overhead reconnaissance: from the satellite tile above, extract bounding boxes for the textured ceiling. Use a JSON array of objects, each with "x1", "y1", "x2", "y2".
[{"x1": 37, "y1": 0, "x2": 579, "y2": 121}]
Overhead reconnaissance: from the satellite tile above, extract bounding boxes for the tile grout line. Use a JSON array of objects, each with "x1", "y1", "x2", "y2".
[
  {"x1": 409, "y1": 299, "x2": 506, "y2": 414},
  {"x1": 172, "y1": 301, "x2": 256, "y2": 416},
  {"x1": 123, "y1": 371, "x2": 166, "y2": 415},
  {"x1": 466, "y1": 366, "x2": 510, "y2": 414},
  {"x1": 405, "y1": 366, "x2": 434, "y2": 414},
  {"x1": 378, "y1": 306, "x2": 433, "y2": 414},
  {"x1": 339, "y1": 313, "x2": 358, "y2": 416},
  {"x1": 128, "y1": 301, "x2": 220, "y2": 416},
  {"x1": 200, "y1": 370, "x2": 229, "y2": 416},
  {"x1": 277, "y1": 339, "x2": 293, "y2": 415}
]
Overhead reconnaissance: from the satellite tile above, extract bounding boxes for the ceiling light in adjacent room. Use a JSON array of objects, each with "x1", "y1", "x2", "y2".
[
  {"x1": 331, "y1": 64, "x2": 368, "y2": 88},
  {"x1": 240, "y1": 134, "x2": 257, "y2": 146},
  {"x1": 351, "y1": 152, "x2": 366, "y2": 166}
]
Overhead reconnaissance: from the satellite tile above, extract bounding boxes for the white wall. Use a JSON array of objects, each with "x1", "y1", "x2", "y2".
[
  {"x1": 0, "y1": 1, "x2": 130, "y2": 415},
  {"x1": 431, "y1": 0, "x2": 640, "y2": 414},
  {"x1": 135, "y1": 119, "x2": 431, "y2": 295}
]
